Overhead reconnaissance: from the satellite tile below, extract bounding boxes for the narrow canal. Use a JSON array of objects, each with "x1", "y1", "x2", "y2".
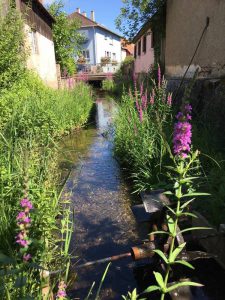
[
  {"x1": 61, "y1": 96, "x2": 143, "y2": 299},
  {"x1": 60, "y1": 95, "x2": 225, "y2": 300}
]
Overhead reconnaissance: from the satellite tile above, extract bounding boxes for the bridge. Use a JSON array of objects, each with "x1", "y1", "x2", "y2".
[{"x1": 60, "y1": 72, "x2": 115, "y2": 89}]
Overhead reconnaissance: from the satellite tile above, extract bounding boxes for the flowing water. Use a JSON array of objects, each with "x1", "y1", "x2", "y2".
[
  {"x1": 60, "y1": 97, "x2": 143, "y2": 299},
  {"x1": 60, "y1": 96, "x2": 225, "y2": 300}
]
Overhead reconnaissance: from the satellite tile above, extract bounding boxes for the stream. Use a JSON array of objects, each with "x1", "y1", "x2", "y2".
[{"x1": 60, "y1": 96, "x2": 225, "y2": 300}]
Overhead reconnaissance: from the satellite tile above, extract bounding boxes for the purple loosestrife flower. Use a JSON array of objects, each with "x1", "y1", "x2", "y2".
[
  {"x1": 23, "y1": 253, "x2": 32, "y2": 262},
  {"x1": 140, "y1": 82, "x2": 144, "y2": 96},
  {"x1": 139, "y1": 106, "x2": 143, "y2": 122},
  {"x1": 167, "y1": 93, "x2": 172, "y2": 106},
  {"x1": 20, "y1": 198, "x2": 33, "y2": 210},
  {"x1": 56, "y1": 281, "x2": 67, "y2": 299},
  {"x1": 158, "y1": 64, "x2": 161, "y2": 88},
  {"x1": 173, "y1": 104, "x2": 192, "y2": 158},
  {"x1": 150, "y1": 89, "x2": 155, "y2": 105}
]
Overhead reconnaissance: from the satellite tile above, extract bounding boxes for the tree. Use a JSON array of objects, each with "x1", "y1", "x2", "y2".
[
  {"x1": 115, "y1": 0, "x2": 165, "y2": 40},
  {"x1": 48, "y1": 1, "x2": 84, "y2": 75}
]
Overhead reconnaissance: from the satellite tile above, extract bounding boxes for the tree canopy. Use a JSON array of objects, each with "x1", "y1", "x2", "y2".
[
  {"x1": 48, "y1": 1, "x2": 83, "y2": 75},
  {"x1": 115, "y1": 0, "x2": 165, "y2": 40}
]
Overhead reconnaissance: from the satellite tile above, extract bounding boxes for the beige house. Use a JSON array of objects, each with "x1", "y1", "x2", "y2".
[
  {"x1": 165, "y1": 0, "x2": 225, "y2": 79},
  {"x1": 15, "y1": 0, "x2": 58, "y2": 88}
]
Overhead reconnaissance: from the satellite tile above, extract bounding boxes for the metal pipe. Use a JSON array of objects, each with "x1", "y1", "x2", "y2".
[{"x1": 76, "y1": 252, "x2": 132, "y2": 269}]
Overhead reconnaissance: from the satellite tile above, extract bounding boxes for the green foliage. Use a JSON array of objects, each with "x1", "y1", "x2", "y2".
[
  {"x1": 115, "y1": 0, "x2": 165, "y2": 40},
  {"x1": 0, "y1": 5, "x2": 26, "y2": 89},
  {"x1": 48, "y1": 0, "x2": 84, "y2": 75},
  {"x1": 102, "y1": 79, "x2": 115, "y2": 92},
  {"x1": 114, "y1": 75, "x2": 172, "y2": 192},
  {"x1": 144, "y1": 151, "x2": 206, "y2": 299}
]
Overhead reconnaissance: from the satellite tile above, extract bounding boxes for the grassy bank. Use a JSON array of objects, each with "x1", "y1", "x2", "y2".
[{"x1": 0, "y1": 71, "x2": 93, "y2": 299}]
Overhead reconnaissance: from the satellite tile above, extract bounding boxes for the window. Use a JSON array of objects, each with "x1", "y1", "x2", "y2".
[
  {"x1": 134, "y1": 45, "x2": 137, "y2": 58},
  {"x1": 113, "y1": 53, "x2": 116, "y2": 60},
  {"x1": 143, "y1": 35, "x2": 147, "y2": 53},
  {"x1": 29, "y1": 30, "x2": 38, "y2": 54},
  {"x1": 138, "y1": 40, "x2": 141, "y2": 56},
  {"x1": 151, "y1": 31, "x2": 155, "y2": 48},
  {"x1": 82, "y1": 50, "x2": 90, "y2": 61},
  {"x1": 105, "y1": 35, "x2": 108, "y2": 40}
]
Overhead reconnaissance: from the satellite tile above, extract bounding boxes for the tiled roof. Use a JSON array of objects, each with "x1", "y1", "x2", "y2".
[{"x1": 69, "y1": 11, "x2": 122, "y2": 38}]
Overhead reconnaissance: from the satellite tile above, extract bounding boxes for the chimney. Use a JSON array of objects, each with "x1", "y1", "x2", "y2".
[
  {"x1": 82, "y1": 11, "x2": 87, "y2": 17},
  {"x1": 91, "y1": 10, "x2": 95, "y2": 21},
  {"x1": 76, "y1": 8, "x2": 81, "y2": 14}
]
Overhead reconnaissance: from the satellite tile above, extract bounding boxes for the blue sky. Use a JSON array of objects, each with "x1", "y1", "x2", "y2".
[{"x1": 45, "y1": 0, "x2": 123, "y2": 35}]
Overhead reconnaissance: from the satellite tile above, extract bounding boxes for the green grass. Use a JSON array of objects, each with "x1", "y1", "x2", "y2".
[{"x1": 0, "y1": 71, "x2": 93, "y2": 299}]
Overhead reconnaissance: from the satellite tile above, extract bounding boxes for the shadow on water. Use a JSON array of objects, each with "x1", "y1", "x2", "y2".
[{"x1": 60, "y1": 95, "x2": 225, "y2": 300}]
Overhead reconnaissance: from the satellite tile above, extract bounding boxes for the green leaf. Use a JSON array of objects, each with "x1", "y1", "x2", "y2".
[
  {"x1": 166, "y1": 205, "x2": 176, "y2": 215},
  {"x1": 167, "y1": 215, "x2": 175, "y2": 234},
  {"x1": 180, "y1": 177, "x2": 199, "y2": 184},
  {"x1": 180, "y1": 227, "x2": 211, "y2": 234},
  {"x1": 148, "y1": 231, "x2": 169, "y2": 236},
  {"x1": 181, "y1": 193, "x2": 210, "y2": 198},
  {"x1": 181, "y1": 212, "x2": 198, "y2": 218},
  {"x1": 143, "y1": 285, "x2": 160, "y2": 293},
  {"x1": 163, "y1": 191, "x2": 173, "y2": 195},
  {"x1": 170, "y1": 243, "x2": 186, "y2": 262},
  {"x1": 180, "y1": 198, "x2": 195, "y2": 209},
  {"x1": 174, "y1": 260, "x2": 195, "y2": 269},
  {"x1": 166, "y1": 281, "x2": 203, "y2": 293},
  {"x1": 153, "y1": 250, "x2": 168, "y2": 263},
  {"x1": 153, "y1": 272, "x2": 165, "y2": 289}
]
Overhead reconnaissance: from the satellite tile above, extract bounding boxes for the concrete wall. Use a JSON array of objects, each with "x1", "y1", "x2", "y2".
[
  {"x1": 25, "y1": 24, "x2": 58, "y2": 88},
  {"x1": 165, "y1": 0, "x2": 225, "y2": 79},
  {"x1": 134, "y1": 30, "x2": 154, "y2": 74}
]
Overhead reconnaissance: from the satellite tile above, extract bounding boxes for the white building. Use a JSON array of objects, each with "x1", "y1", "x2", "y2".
[{"x1": 69, "y1": 9, "x2": 122, "y2": 73}]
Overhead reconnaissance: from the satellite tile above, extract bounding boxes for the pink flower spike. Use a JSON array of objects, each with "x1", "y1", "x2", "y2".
[
  {"x1": 167, "y1": 93, "x2": 172, "y2": 106},
  {"x1": 158, "y1": 64, "x2": 161, "y2": 88},
  {"x1": 16, "y1": 212, "x2": 26, "y2": 220},
  {"x1": 23, "y1": 253, "x2": 32, "y2": 262},
  {"x1": 20, "y1": 199, "x2": 33, "y2": 210},
  {"x1": 139, "y1": 106, "x2": 143, "y2": 122}
]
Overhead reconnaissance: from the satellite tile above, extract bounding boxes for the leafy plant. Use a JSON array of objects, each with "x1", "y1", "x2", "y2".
[{"x1": 48, "y1": 0, "x2": 84, "y2": 75}]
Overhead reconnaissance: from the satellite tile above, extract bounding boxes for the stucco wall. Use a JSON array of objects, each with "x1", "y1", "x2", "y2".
[
  {"x1": 25, "y1": 24, "x2": 58, "y2": 88},
  {"x1": 95, "y1": 27, "x2": 122, "y2": 65},
  {"x1": 79, "y1": 27, "x2": 96, "y2": 65},
  {"x1": 134, "y1": 30, "x2": 154, "y2": 74},
  {"x1": 165, "y1": 0, "x2": 225, "y2": 78}
]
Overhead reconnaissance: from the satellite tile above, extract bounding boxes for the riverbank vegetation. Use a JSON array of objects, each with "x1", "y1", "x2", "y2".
[
  {"x1": 0, "y1": 5, "x2": 93, "y2": 299},
  {"x1": 114, "y1": 70, "x2": 173, "y2": 193}
]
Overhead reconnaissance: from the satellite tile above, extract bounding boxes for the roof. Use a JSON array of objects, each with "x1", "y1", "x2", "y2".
[
  {"x1": 121, "y1": 39, "x2": 134, "y2": 55},
  {"x1": 69, "y1": 11, "x2": 122, "y2": 38},
  {"x1": 132, "y1": 19, "x2": 152, "y2": 44}
]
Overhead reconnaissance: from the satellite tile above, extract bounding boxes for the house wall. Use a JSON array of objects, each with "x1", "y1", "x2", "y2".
[
  {"x1": 79, "y1": 27, "x2": 96, "y2": 65},
  {"x1": 95, "y1": 27, "x2": 122, "y2": 71},
  {"x1": 122, "y1": 49, "x2": 127, "y2": 61},
  {"x1": 134, "y1": 30, "x2": 154, "y2": 74},
  {"x1": 165, "y1": 0, "x2": 225, "y2": 79},
  {"x1": 25, "y1": 23, "x2": 58, "y2": 88}
]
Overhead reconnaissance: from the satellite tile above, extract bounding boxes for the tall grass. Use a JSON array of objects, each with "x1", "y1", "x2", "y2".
[
  {"x1": 114, "y1": 72, "x2": 173, "y2": 193},
  {"x1": 0, "y1": 71, "x2": 93, "y2": 299}
]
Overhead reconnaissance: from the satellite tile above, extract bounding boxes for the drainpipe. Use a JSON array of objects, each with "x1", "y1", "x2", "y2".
[{"x1": 93, "y1": 26, "x2": 98, "y2": 67}]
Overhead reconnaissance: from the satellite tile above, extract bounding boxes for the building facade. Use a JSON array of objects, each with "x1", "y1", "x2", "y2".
[
  {"x1": 69, "y1": 9, "x2": 122, "y2": 73},
  {"x1": 17, "y1": 0, "x2": 58, "y2": 88},
  {"x1": 133, "y1": 20, "x2": 155, "y2": 74},
  {"x1": 165, "y1": 0, "x2": 225, "y2": 79}
]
